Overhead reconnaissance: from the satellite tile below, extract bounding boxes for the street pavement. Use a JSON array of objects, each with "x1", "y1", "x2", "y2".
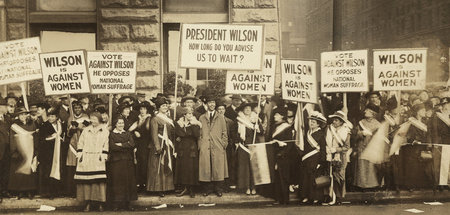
[{"x1": 3, "y1": 202, "x2": 449, "y2": 215}]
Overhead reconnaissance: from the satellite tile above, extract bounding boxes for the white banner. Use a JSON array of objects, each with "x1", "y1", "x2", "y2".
[
  {"x1": 225, "y1": 55, "x2": 275, "y2": 95},
  {"x1": 281, "y1": 59, "x2": 318, "y2": 104},
  {"x1": 321, "y1": 50, "x2": 369, "y2": 93},
  {"x1": 87, "y1": 51, "x2": 137, "y2": 94},
  {"x1": 40, "y1": 50, "x2": 90, "y2": 96},
  {"x1": 179, "y1": 24, "x2": 264, "y2": 71},
  {"x1": 0, "y1": 37, "x2": 42, "y2": 85},
  {"x1": 373, "y1": 49, "x2": 427, "y2": 91}
]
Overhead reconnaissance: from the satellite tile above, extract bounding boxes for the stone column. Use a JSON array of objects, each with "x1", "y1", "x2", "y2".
[
  {"x1": 5, "y1": 0, "x2": 26, "y2": 40},
  {"x1": 231, "y1": 0, "x2": 282, "y2": 89},
  {"x1": 98, "y1": 0, "x2": 161, "y2": 96}
]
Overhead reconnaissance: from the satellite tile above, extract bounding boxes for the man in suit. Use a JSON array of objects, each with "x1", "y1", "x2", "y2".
[{"x1": 224, "y1": 94, "x2": 242, "y2": 121}]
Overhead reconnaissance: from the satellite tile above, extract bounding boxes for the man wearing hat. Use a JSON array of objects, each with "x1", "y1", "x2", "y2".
[
  {"x1": 365, "y1": 91, "x2": 385, "y2": 121},
  {"x1": 195, "y1": 95, "x2": 208, "y2": 119},
  {"x1": 225, "y1": 95, "x2": 242, "y2": 121},
  {"x1": 57, "y1": 96, "x2": 71, "y2": 125},
  {"x1": 180, "y1": 96, "x2": 197, "y2": 119},
  {"x1": 0, "y1": 97, "x2": 10, "y2": 202},
  {"x1": 198, "y1": 95, "x2": 228, "y2": 197}
]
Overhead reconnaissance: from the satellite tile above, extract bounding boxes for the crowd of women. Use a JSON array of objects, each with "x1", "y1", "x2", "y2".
[{"x1": 0, "y1": 87, "x2": 449, "y2": 211}]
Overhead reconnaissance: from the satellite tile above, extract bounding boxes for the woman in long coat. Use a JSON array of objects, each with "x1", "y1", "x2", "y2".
[
  {"x1": 174, "y1": 107, "x2": 201, "y2": 197},
  {"x1": 268, "y1": 107, "x2": 294, "y2": 205},
  {"x1": 129, "y1": 101, "x2": 152, "y2": 192},
  {"x1": 300, "y1": 111, "x2": 327, "y2": 204},
  {"x1": 236, "y1": 103, "x2": 263, "y2": 195},
  {"x1": 146, "y1": 97, "x2": 175, "y2": 196},
  {"x1": 325, "y1": 110, "x2": 352, "y2": 205},
  {"x1": 107, "y1": 117, "x2": 137, "y2": 211},
  {"x1": 74, "y1": 112, "x2": 109, "y2": 212},
  {"x1": 9, "y1": 107, "x2": 38, "y2": 199},
  {"x1": 353, "y1": 104, "x2": 381, "y2": 190}
]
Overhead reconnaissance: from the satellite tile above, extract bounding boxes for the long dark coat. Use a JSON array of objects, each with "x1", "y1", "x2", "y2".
[
  {"x1": 174, "y1": 121, "x2": 200, "y2": 185},
  {"x1": 198, "y1": 112, "x2": 228, "y2": 182}
]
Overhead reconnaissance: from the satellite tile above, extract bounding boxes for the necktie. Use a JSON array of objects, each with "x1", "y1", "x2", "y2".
[{"x1": 210, "y1": 113, "x2": 213, "y2": 122}]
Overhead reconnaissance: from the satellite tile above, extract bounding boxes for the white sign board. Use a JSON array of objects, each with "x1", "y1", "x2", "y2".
[
  {"x1": 281, "y1": 59, "x2": 318, "y2": 104},
  {"x1": 40, "y1": 50, "x2": 90, "y2": 96},
  {"x1": 0, "y1": 37, "x2": 42, "y2": 85},
  {"x1": 179, "y1": 24, "x2": 264, "y2": 71},
  {"x1": 87, "y1": 51, "x2": 137, "y2": 94},
  {"x1": 373, "y1": 49, "x2": 427, "y2": 91},
  {"x1": 321, "y1": 50, "x2": 369, "y2": 93},
  {"x1": 226, "y1": 55, "x2": 276, "y2": 95}
]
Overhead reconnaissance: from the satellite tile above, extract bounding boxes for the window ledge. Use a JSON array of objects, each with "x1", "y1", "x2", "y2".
[
  {"x1": 29, "y1": 11, "x2": 96, "y2": 23},
  {"x1": 163, "y1": 12, "x2": 228, "y2": 23}
]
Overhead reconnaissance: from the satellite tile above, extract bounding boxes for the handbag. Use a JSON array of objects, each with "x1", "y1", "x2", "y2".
[{"x1": 314, "y1": 175, "x2": 331, "y2": 188}]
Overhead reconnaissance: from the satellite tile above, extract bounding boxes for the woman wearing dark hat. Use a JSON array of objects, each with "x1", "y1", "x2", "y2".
[
  {"x1": 353, "y1": 104, "x2": 382, "y2": 190},
  {"x1": 146, "y1": 97, "x2": 175, "y2": 196},
  {"x1": 174, "y1": 107, "x2": 201, "y2": 197},
  {"x1": 107, "y1": 117, "x2": 137, "y2": 211},
  {"x1": 325, "y1": 110, "x2": 352, "y2": 205},
  {"x1": 236, "y1": 102, "x2": 263, "y2": 195},
  {"x1": 8, "y1": 107, "x2": 38, "y2": 199},
  {"x1": 268, "y1": 107, "x2": 294, "y2": 205},
  {"x1": 299, "y1": 111, "x2": 327, "y2": 204},
  {"x1": 115, "y1": 102, "x2": 136, "y2": 131},
  {"x1": 400, "y1": 103, "x2": 433, "y2": 191},
  {"x1": 128, "y1": 101, "x2": 153, "y2": 192},
  {"x1": 38, "y1": 108, "x2": 64, "y2": 199},
  {"x1": 74, "y1": 112, "x2": 109, "y2": 212}
]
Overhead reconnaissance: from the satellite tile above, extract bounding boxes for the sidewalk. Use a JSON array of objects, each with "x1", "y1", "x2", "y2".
[{"x1": 1, "y1": 190, "x2": 450, "y2": 211}]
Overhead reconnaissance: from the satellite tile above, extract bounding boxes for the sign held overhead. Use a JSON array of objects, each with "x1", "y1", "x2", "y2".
[
  {"x1": 87, "y1": 51, "x2": 137, "y2": 94},
  {"x1": 281, "y1": 59, "x2": 318, "y2": 104},
  {"x1": 40, "y1": 50, "x2": 91, "y2": 96},
  {"x1": 226, "y1": 55, "x2": 276, "y2": 95},
  {"x1": 373, "y1": 48, "x2": 427, "y2": 91},
  {"x1": 179, "y1": 24, "x2": 264, "y2": 71},
  {"x1": 321, "y1": 50, "x2": 369, "y2": 93},
  {"x1": 0, "y1": 37, "x2": 42, "y2": 85}
]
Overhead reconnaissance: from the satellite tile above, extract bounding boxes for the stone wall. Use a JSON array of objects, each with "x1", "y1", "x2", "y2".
[
  {"x1": 231, "y1": 0, "x2": 282, "y2": 89},
  {"x1": 5, "y1": 0, "x2": 26, "y2": 40},
  {"x1": 98, "y1": 0, "x2": 161, "y2": 96}
]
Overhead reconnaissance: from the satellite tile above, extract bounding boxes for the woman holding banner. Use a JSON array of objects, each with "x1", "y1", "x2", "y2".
[
  {"x1": 146, "y1": 97, "x2": 175, "y2": 196},
  {"x1": 353, "y1": 104, "x2": 381, "y2": 190},
  {"x1": 8, "y1": 107, "x2": 38, "y2": 199},
  {"x1": 299, "y1": 111, "x2": 327, "y2": 204},
  {"x1": 325, "y1": 110, "x2": 352, "y2": 205},
  {"x1": 236, "y1": 103, "x2": 264, "y2": 195}
]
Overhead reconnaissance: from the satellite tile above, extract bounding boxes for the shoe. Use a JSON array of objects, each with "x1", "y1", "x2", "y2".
[
  {"x1": 98, "y1": 204, "x2": 104, "y2": 212},
  {"x1": 229, "y1": 185, "x2": 236, "y2": 189},
  {"x1": 125, "y1": 205, "x2": 135, "y2": 211},
  {"x1": 302, "y1": 198, "x2": 309, "y2": 203},
  {"x1": 203, "y1": 191, "x2": 212, "y2": 196},
  {"x1": 289, "y1": 185, "x2": 295, "y2": 193},
  {"x1": 83, "y1": 203, "x2": 91, "y2": 212},
  {"x1": 159, "y1": 192, "x2": 165, "y2": 197},
  {"x1": 215, "y1": 191, "x2": 222, "y2": 197},
  {"x1": 246, "y1": 189, "x2": 251, "y2": 195},
  {"x1": 251, "y1": 189, "x2": 256, "y2": 195},
  {"x1": 177, "y1": 188, "x2": 188, "y2": 197}
]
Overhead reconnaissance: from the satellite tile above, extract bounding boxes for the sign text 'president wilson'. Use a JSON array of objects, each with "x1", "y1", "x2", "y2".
[
  {"x1": 179, "y1": 24, "x2": 264, "y2": 71},
  {"x1": 40, "y1": 50, "x2": 90, "y2": 95}
]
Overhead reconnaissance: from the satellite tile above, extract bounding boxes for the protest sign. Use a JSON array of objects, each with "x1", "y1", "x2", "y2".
[
  {"x1": 87, "y1": 51, "x2": 137, "y2": 94},
  {"x1": 321, "y1": 50, "x2": 369, "y2": 93},
  {"x1": 179, "y1": 24, "x2": 264, "y2": 71},
  {"x1": 225, "y1": 55, "x2": 275, "y2": 95},
  {"x1": 373, "y1": 48, "x2": 427, "y2": 91},
  {"x1": 0, "y1": 37, "x2": 42, "y2": 85},
  {"x1": 281, "y1": 59, "x2": 318, "y2": 104},
  {"x1": 40, "y1": 50, "x2": 90, "y2": 95}
]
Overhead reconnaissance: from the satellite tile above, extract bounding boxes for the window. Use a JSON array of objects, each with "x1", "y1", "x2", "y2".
[{"x1": 163, "y1": 0, "x2": 228, "y2": 13}]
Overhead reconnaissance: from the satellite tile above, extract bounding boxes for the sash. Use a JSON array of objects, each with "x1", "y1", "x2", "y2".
[
  {"x1": 437, "y1": 112, "x2": 450, "y2": 127},
  {"x1": 237, "y1": 116, "x2": 255, "y2": 141},
  {"x1": 239, "y1": 143, "x2": 251, "y2": 154},
  {"x1": 156, "y1": 113, "x2": 174, "y2": 127},
  {"x1": 11, "y1": 123, "x2": 34, "y2": 175},
  {"x1": 50, "y1": 121, "x2": 62, "y2": 180},
  {"x1": 329, "y1": 126, "x2": 345, "y2": 147},
  {"x1": 272, "y1": 123, "x2": 291, "y2": 138},
  {"x1": 384, "y1": 114, "x2": 396, "y2": 126},
  {"x1": 359, "y1": 121, "x2": 373, "y2": 136},
  {"x1": 408, "y1": 117, "x2": 427, "y2": 132},
  {"x1": 306, "y1": 129, "x2": 320, "y2": 149},
  {"x1": 11, "y1": 123, "x2": 32, "y2": 135},
  {"x1": 158, "y1": 124, "x2": 174, "y2": 172}
]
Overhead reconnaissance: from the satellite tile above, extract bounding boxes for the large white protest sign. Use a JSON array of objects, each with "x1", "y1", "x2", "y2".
[
  {"x1": 321, "y1": 50, "x2": 368, "y2": 93},
  {"x1": 40, "y1": 50, "x2": 90, "y2": 95},
  {"x1": 87, "y1": 51, "x2": 137, "y2": 94},
  {"x1": 0, "y1": 37, "x2": 42, "y2": 85},
  {"x1": 179, "y1": 24, "x2": 264, "y2": 71},
  {"x1": 373, "y1": 48, "x2": 427, "y2": 91},
  {"x1": 225, "y1": 55, "x2": 275, "y2": 95},
  {"x1": 281, "y1": 59, "x2": 318, "y2": 104}
]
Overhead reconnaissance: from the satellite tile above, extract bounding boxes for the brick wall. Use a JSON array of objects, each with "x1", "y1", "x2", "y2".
[
  {"x1": 98, "y1": 0, "x2": 161, "y2": 96},
  {"x1": 231, "y1": 0, "x2": 282, "y2": 89},
  {"x1": 5, "y1": 0, "x2": 26, "y2": 40}
]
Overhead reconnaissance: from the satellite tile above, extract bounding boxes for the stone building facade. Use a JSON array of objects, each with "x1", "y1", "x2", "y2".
[{"x1": 0, "y1": 0, "x2": 282, "y2": 96}]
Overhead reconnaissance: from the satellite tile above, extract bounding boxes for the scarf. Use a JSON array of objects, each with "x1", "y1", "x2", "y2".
[
  {"x1": 326, "y1": 125, "x2": 349, "y2": 162},
  {"x1": 50, "y1": 120, "x2": 62, "y2": 180}
]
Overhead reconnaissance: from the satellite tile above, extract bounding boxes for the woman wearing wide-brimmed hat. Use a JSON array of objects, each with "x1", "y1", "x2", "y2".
[
  {"x1": 146, "y1": 97, "x2": 175, "y2": 196},
  {"x1": 324, "y1": 110, "x2": 352, "y2": 205},
  {"x1": 299, "y1": 111, "x2": 327, "y2": 205}
]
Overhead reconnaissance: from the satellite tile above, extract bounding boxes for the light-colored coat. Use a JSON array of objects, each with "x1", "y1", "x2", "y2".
[{"x1": 198, "y1": 112, "x2": 228, "y2": 182}]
